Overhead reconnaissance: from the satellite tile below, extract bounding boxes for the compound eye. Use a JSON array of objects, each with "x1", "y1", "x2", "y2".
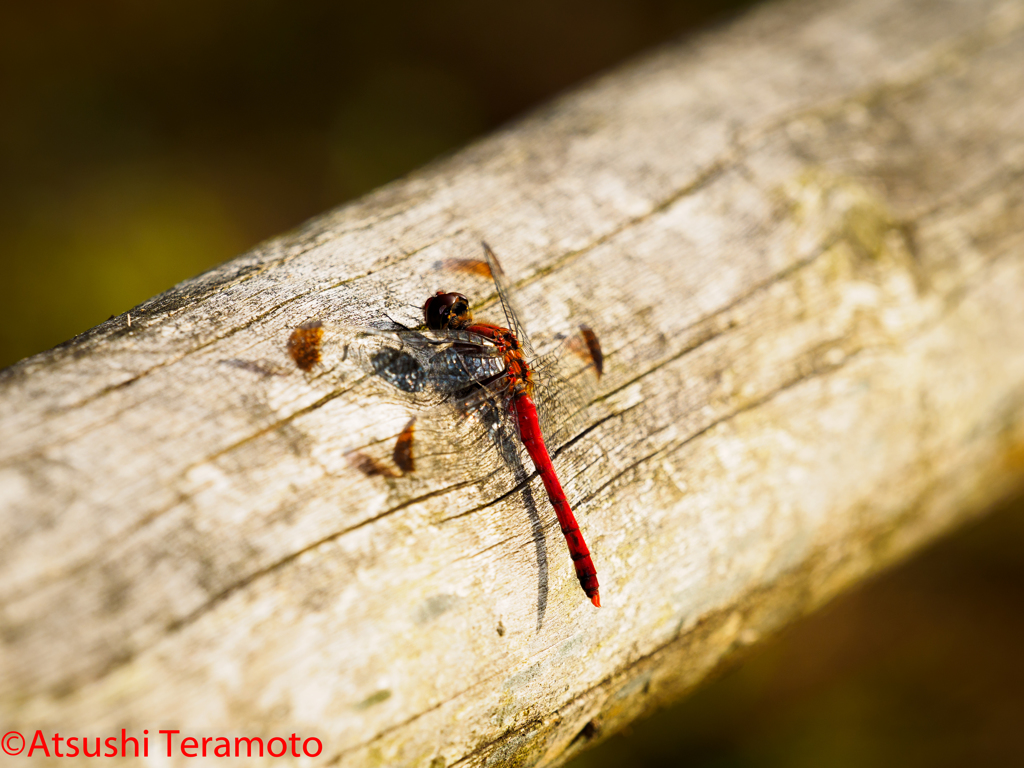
[{"x1": 423, "y1": 291, "x2": 469, "y2": 329}]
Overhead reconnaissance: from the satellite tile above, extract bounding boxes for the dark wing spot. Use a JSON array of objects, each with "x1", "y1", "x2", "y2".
[
  {"x1": 436, "y1": 258, "x2": 493, "y2": 279},
  {"x1": 576, "y1": 324, "x2": 604, "y2": 379},
  {"x1": 393, "y1": 418, "x2": 416, "y2": 475},
  {"x1": 288, "y1": 321, "x2": 325, "y2": 372}
]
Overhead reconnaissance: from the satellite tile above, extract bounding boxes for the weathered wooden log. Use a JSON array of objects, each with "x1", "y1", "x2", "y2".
[{"x1": 3, "y1": 0, "x2": 1024, "y2": 764}]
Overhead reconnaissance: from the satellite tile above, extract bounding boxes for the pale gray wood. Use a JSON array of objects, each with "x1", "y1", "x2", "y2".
[{"x1": 3, "y1": 0, "x2": 1024, "y2": 764}]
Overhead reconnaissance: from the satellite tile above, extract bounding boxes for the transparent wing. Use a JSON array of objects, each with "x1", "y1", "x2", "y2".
[
  {"x1": 477, "y1": 244, "x2": 604, "y2": 454},
  {"x1": 357, "y1": 327, "x2": 507, "y2": 396},
  {"x1": 284, "y1": 320, "x2": 508, "y2": 402},
  {"x1": 277, "y1": 252, "x2": 605, "y2": 504},
  {"x1": 480, "y1": 242, "x2": 538, "y2": 361},
  {"x1": 285, "y1": 318, "x2": 526, "y2": 487},
  {"x1": 344, "y1": 365, "x2": 529, "y2": 506},
  {"x1": 527, "y1": 328, "x2": 603, "y2": 452}
]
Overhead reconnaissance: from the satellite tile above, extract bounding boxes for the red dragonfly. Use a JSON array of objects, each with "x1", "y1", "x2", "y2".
[{"x1": 291, "y1": 243, "x2": 603, "y2": 607}]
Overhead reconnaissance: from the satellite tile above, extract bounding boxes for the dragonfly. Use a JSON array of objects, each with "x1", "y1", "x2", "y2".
[{"x1": 290, "y1": 243, "x2": 603, "y2": 607}]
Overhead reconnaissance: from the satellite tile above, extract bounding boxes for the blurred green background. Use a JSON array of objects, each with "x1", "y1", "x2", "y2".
[
  {"x1": 3, "y1": 1, "x2": 1023, "y2": 765},
  {"x1": 0, "y1": 0, "x2": 753, "y2": 369}
]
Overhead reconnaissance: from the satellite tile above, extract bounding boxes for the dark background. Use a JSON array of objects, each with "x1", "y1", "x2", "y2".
[
  {"x1": 3, "y1": 1, "x2": 1022, "y2": 765},
  {"x1": 569, "y1": 492, "x2": 1024, "y2": 768},
  {"x1": 0, "y1": 0, "x2": 752, "y2": 370}
]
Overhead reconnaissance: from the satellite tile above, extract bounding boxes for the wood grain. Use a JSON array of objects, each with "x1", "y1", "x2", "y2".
[{"x1": 3, "y1": 0, "x2": 1024, "y2": 764}]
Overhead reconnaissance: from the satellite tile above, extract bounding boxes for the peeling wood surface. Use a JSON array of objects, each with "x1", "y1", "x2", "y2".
[{"x1": 4, "y1": 0, "x2": 1024, "y2": 765}]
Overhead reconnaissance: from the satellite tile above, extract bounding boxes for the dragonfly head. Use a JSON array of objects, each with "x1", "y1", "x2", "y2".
[{"x1": 424, "y1": 291, "x2": 472, "y2": 330}]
